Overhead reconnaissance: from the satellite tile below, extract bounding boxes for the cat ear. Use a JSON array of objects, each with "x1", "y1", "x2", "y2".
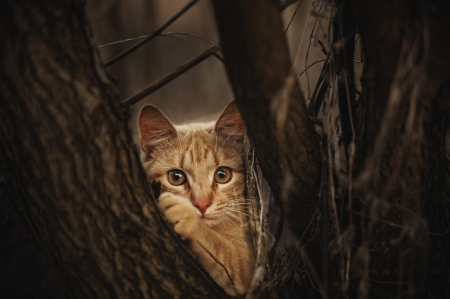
[
  {"x1": 139, "y1": 105, "x2": 177, "y2": 155},
  {"x1": 214, "y1": 101, "x2": 244, "y2": 143}
]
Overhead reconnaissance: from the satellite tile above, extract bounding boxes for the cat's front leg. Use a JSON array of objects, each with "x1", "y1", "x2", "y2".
[
  {"x1": 158, "y1": 192, "x2": 201, "y2": 240},
  {"x1": 158, "y1": 192, "x2": 251, "y2": 296}
]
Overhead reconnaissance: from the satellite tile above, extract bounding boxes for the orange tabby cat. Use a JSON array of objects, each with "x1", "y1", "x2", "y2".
[{"x1": 138, "y1": 102, "x2": 254, "y2": 295}]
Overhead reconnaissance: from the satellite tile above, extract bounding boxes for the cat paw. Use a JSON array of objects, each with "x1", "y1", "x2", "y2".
[{"x1": 158, "y1": 192, "x2": 200, "y2": 239}]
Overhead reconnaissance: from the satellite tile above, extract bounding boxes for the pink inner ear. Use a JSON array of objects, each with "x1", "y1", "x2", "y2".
[
  {"x1": 139, "y1": 105, "x2": 177, "y2": 155},
  {"x1": 215, "y1": 102, "x2": 244, "y2": 142}
]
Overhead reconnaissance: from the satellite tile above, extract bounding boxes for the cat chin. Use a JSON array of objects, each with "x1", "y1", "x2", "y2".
[
  {"x1": 201, "y1": 216, "x2": 221, "y2": 227},
  {"x1": 201, "y1": 216, "x2": 215, "y2": 222}
]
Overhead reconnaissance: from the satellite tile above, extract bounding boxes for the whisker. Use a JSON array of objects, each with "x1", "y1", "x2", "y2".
[
  {"x1": 227, "y1": 207, "x2": 255, "y2": 217},
  {"x1": 226, "y1": 201, "x2": 259, "y2": 206},
  {"x1": 225, "y1": 208, "x2": 256, "y2": 220},
  {"x1": 214, "y1": 200, "x2": 257, "y2": 209},
  {"x1": 224, "y1": 210, "x2": 247, "y2": 223},
  {"x1": 221, "y1": 214, "x2": 241, "y2": 232},
  {"x1": 225, "y1": 212, "x2": 252, "y2": 233},
  {"x1": 225, "y1": 200, "x2": 259, "y2": 211},
  {"x1": 227, "y1": 203, "x2": 257, "y2": 206},
  {"x1": 219, "y1": 213, "x2": 234, "y2": 226},
  {"x1": 227, "y1": 198, "x2": 259, "y2": 202}
]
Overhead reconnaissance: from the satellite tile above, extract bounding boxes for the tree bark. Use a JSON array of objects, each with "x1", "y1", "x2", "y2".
[
  {"x1": 350, "y1": 0, "x2": 450, "y2": 297},
  {"x1": 0, "y1": 1, "x2": 226, "y2": 298},
  {"x1": 211, "y1": 0, "x2": 321, "y2": 243}
]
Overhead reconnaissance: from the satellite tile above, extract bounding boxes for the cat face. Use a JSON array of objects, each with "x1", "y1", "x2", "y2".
[{"x1": 138, "y1": 102, "x2": 245, "y2": 227}]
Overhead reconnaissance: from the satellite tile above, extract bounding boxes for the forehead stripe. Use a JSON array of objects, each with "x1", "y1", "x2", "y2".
[
  {"x1": 189, "y1": 149, "x2": 194, "y2": 164},
  {"x1": 179, "y1": 151, "x2": 186, "y2": 169}
]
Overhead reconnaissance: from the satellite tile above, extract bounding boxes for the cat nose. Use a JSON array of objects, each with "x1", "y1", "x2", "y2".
[{"x1": 194, "y1": 200, "x2": 212, "y2": 215}]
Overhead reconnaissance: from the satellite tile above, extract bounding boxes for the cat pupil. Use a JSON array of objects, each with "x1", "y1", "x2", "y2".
[{"x1": 218, "y1": 170, "x2": 225, "y2": 178}]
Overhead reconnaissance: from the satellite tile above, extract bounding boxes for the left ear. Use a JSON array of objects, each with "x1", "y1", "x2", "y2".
[{"x1": 214, "y1": 101, "x2": 244, "y2": 143}]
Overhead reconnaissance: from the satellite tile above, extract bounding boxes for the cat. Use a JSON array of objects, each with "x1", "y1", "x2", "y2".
[{"x1": 138, "y1": 102, "x2": 255, "y2": 296}]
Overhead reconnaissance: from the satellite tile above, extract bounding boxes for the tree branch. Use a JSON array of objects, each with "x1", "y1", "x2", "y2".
[
  {"x1": 211, "y1": 0, "x2": 321, "y2": 241},
  {"x1": 121, "y1": 45, "x2": 220, "y2": 107}
]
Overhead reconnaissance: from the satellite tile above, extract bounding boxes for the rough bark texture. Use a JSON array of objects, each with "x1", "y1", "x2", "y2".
[
  {"x1": 350, "y1": 0, "x2": 450, "y2": 298},
  {"x1": 0, "y1": 1, "x2": 226, "y2": 298},
  {"x1": 211, "y1": 0, "x2": 321, "y2": 242}
]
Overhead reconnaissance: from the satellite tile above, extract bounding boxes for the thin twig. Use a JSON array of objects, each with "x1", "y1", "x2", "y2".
[
  {"x1": 304, "y1": 0, "x2": 326, "y2": 100},
  {"x1": 297, "y1": 59, "x2": 326, "y2": 78},
  {"x1": 284, "y1": 0, "x2": 304, "y2": 35},
  {"x1": 307, "y1": 55, "x2": 330, "y2": 117},
  {"x1": 121, "y1": 45, "x2": 219, "y2": 107},
  {"x1": 98, "y1": 34, "x2": 181, "y2": 48},
  {"x1": 197, "y1": 241, "x2": 236, "y2": 288},
  {"x1": 98, "y1": 32, "x2": 219, "y2": 48},
  {"x1": 104, "y1": 0, "x2": 201, "y2": 67},
  {"x1": 211, "y1": 52, "x2": 225, "y2": 64}
]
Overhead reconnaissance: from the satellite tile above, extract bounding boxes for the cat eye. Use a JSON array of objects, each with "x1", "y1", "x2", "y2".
[
  {"x1": 167, "y1": 169, "x2": 187, "y2": 186},
  {"x1": 214, "y1": 167, "x2": 232, "y2": 184}
]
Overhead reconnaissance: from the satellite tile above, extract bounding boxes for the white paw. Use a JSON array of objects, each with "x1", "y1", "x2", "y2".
[{"x1": 158, "y1": 192, "x2": 200, "y2": 239}]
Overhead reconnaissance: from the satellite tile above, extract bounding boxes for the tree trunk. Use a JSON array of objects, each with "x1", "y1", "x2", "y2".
[
  {"x1": 211, "y1": 0, "x2": 321, "y2": 245},
  {"x1": 349, "y1": 0, "x2": 450, "y2": 298},
  {"x1": 0, "y1": 1, "x2": 226, "y2": 298}
]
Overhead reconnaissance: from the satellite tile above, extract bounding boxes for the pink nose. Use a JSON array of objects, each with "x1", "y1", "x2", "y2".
[{"x1": 194, "y1": 200, "x2": 211, "y2": 215}]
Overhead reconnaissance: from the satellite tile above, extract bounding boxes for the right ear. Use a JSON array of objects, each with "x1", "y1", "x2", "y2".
[
  {"x1": 138, "y1": 105, "x2": 177, "y2": 155},
  {"x1": 214, "y1": 101, "x2": 244, "y2": 143}
]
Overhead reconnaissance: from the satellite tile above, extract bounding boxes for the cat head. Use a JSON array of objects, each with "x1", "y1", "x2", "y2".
[{"x1": 138, "y1": 102, "x2": 246, "y2": 225}]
